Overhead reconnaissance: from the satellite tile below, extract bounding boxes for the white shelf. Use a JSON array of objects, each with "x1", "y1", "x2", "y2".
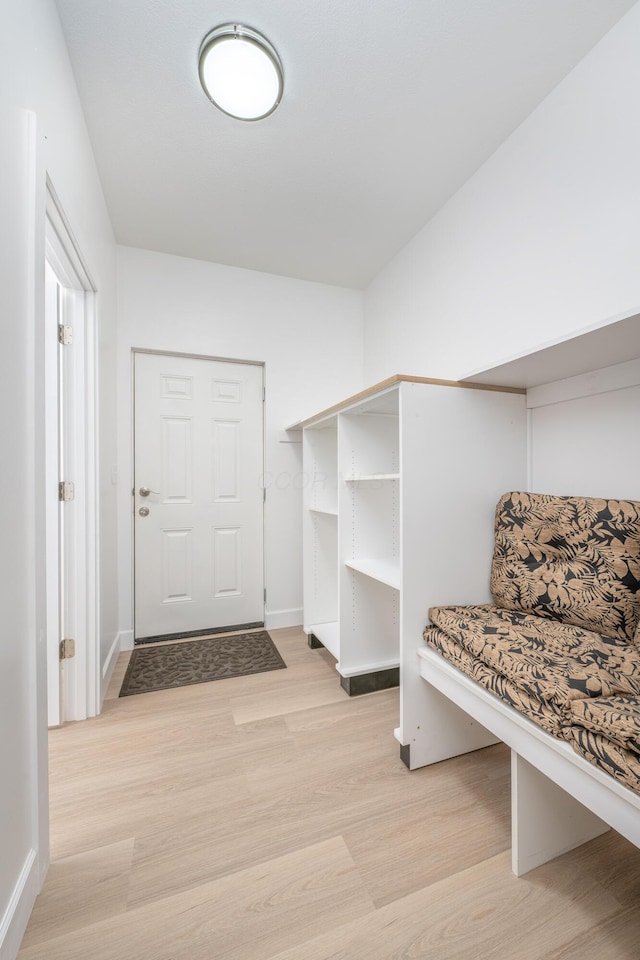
[
  {"x1": 462, "y1": 309, "x2": 640, "y2": 389},
  {"x1": 344, "y1": 473, "x2": 400, "y2": 483},
  {"x1": 309, "y1": 506, "x2": 338, "y2": 517},
  {"x1": 305, "y1": 621, "x2": 340, "y2": 659},
  {"x1": 338, "y1": 657, "x2": 400, "y2": 678},
  {"x1": 345, "y1": 556, "x2": 400, "y2": 590}
]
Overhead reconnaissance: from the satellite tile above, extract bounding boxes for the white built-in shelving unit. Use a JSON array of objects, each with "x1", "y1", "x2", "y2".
[
  {"x1": 297, "y1": 375, "x2": 527, "y2": 695},
  {"x1": 295, "y1": 309, "x2": 640, "y2": 760}
]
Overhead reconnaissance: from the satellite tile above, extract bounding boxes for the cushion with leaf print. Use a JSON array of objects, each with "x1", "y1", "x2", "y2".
[
  {"x1": 490, "y1": 492, "x2": 640, "y2": 642},
  {"x1": 568, "y1": 696, "x2": 640, "y2": 757},
  {"x1": 564, "y1": 724, "x2": 640, "y2": 794},
  {"x1": 424, "y1": 623, "x2": 565, "y2": 737},
  {"x1": 428, "y1": 603, "x2": 640, "y2": 715}
]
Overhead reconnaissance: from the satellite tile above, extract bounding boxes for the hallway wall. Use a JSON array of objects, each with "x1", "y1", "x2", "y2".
[{"x1": 0, "y1": 1, "x2": 118, "y2": 955}]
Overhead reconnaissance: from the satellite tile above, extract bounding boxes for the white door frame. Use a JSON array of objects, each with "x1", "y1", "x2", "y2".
[
  {"x1": 44, "y1": 177, "x2": 100, "y2": 721},
  {"x1": 43, "y1": 264, "x2": 62, "y2": 725},
  {"x1": 131, "y1": 348, "x2": 266, "y2": 639}
]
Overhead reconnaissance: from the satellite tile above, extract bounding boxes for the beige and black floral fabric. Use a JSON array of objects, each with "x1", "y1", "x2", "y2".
[
  {"x1": 424, "y1": 626, "x2": 563, "y2": 736},
  {"x1": 427, "y1": 603, "x2": 640, "y2": 717},
  {"x1": 567, "y1": 696, "x2": 640, "y2": 756},
  {"x1": 563, "y1": 726, "x2": 640, "y2": 794},
  {"x1": 564, "y1": 696, "x2": 640, "y2": 791},
  {"x1": 490, "y1": 492, "x2": 640, "y2": 642}
]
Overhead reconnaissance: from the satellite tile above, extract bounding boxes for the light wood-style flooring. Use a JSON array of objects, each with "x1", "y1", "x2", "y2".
[{"x1": 19, "y1": 627, "x2": 640, "y2": 959}]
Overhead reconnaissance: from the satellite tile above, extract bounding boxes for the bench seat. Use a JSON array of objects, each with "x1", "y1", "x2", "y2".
[
  {"x1": 417, "y1": 491, "x2": 640, "y2": 873},
  {"x1": 417, "y1": 643, "x2": 640, "y2": 875},
  {"x1": 424, "y1": 612, "x2": 640, "y2": 794}
]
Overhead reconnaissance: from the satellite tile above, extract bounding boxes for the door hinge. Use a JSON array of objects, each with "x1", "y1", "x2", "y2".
[
  {"x1": 58, "y1": 324, "x2": 73, "y2": 346},
  {"x1": 264, "y1": 588, "x2": 267, "y2": 603},
  {"x1": 59, "y1": 638, "x2": 75, "y2": 660},
  {"x1": 263, "y1": 386, "x2": 266, "y2": 402},
  {"x1": 59, "y1": 480, "x2": 75, "y2": 502},
  {"x1": 263, "y1": 488, "x2": 266, "y2": 502}
]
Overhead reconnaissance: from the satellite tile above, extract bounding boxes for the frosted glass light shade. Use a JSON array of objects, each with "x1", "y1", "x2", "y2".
[{"x1": 199, "y1": 24, "x2": 283, "y2": 121}]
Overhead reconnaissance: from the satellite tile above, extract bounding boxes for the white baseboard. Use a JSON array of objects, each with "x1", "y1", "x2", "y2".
[
  {"x1": 117, "y1": 629, "x2": 134, "y2": 652},
  {"x1": 0, "y1": 848, "x2": 38, "y2": 960},
  {"x1": 265, "y1": 607, "x2": 303, "y2": 630}
]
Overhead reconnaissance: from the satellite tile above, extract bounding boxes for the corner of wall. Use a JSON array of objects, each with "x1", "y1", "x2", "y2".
[{"x1": 0, "y1": 849, "x2": 38, "y2": 960}]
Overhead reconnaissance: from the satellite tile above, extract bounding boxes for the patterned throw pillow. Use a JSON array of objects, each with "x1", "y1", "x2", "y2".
[{"x1": 490, "y1": 491, "x2": 640, "y2": 642}]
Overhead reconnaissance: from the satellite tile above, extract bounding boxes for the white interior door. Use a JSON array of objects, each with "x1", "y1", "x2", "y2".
[{"x1": 134, "y1": 352, "x2": 265, "y2": 641}]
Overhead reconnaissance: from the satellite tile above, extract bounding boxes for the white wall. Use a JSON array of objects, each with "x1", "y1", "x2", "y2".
[
  {"x1": 0, "y1": 1, "x2": 117, "y2": 956},
  {"x1": 364, "y1": 3, "x2": 640, "y2": 382},
  {"x1": 0, "y1": 102, "x2": 42, "y2": 960},
  {"x1": 528, "y1": 362, "x2": 640, "y2": 502},
  {"x1": 117, "y1": 246, "x2": 363, "y2": 640}
]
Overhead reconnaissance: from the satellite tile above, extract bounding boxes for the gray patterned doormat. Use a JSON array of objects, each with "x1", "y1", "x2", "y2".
[{"x1": 119, "y1": 631, "x2": 286, "y2": 697}]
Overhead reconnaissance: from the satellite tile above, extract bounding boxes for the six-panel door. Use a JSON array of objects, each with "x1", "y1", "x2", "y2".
[{"x1": 134, "y1": 352, "x2": 264, "y2": 640}]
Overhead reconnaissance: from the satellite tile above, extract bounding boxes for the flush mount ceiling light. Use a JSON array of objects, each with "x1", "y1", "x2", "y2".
[{"x1": 198, "y1": 23, "x2": 283, "y2": 121}]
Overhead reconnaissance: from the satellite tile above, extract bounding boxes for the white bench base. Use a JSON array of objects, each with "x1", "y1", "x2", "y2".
[{"x1": 417, "y1": 646, "x2": 640, "y2": 875}]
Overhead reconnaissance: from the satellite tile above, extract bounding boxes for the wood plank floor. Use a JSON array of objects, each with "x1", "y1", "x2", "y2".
[{"x1": 19, "y1": 627, "x2": 640, "y2": 959}]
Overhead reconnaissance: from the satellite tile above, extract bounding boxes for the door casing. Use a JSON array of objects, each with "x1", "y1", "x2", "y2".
[{"x1": 44, "y1": 178, "x2": 100, "y2": 723}]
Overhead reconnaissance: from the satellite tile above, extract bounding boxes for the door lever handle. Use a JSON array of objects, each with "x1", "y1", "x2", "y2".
[{"x1": 139, "y1": 486, "x2": 159, "y2": 497}]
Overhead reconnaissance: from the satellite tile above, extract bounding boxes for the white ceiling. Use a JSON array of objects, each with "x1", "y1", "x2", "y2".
[{"x1": 55, "y1": 0, "x2": 636, "y2": 289}]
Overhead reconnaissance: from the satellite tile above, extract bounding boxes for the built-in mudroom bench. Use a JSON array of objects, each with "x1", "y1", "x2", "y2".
[
  {"x1": 294, "y1": 375, "x2": 527, "y2": 695},
  {"x1": 401, "y1": 308, "x2": 640, "y2": 876}
]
